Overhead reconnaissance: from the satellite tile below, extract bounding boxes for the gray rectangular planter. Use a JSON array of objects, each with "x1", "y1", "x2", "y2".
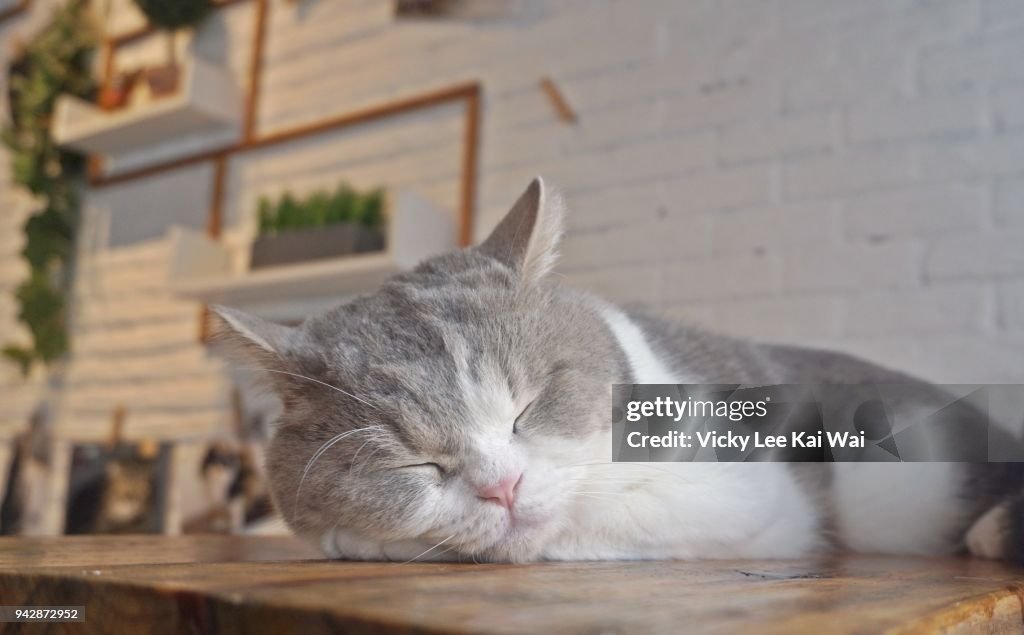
[{"x1": 250, "y1": 224, "x2": 385, "y2": 269}]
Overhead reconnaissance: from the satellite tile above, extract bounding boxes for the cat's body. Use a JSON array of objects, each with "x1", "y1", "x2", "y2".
[{"x1": 215, "y1": 178, "x2": 1024, "y2": 563}]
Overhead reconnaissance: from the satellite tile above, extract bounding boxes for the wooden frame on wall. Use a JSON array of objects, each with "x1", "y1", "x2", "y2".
[
  {"x1": 88, "y1": 0, "x2": 482, "y2": 340},
  {"x1": 91, "y1": 0, "x2": 480, "y2": 247}
]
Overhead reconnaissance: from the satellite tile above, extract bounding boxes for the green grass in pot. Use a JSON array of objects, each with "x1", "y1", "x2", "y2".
[
  {"x1": 356, "y1": 187, "x2": 385, "y2": 229},
  {"x1": 306, "y1": 191, "x2": 331, "y2": 227}
]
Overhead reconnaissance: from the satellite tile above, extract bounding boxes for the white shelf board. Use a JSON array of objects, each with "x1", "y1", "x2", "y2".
[
  {"x1": 167, "y1": 190, "x2": 457, "y2": 322},
  {"x1": 52, "y1": 58, "x2": 240, "y2": 157},
  {"x1": 171, "y1": 250, "x2": 400, "y2": 307}
]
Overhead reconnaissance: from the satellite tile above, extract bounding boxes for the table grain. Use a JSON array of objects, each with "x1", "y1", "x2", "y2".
[{"x1": 0, "y1": 536, "x2": 1022, "y2": 634}]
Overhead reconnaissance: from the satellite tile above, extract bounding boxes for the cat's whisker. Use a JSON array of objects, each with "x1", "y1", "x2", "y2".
[
  {"x1": 293, "y1": 425, "x2": 386, "y2": 518},
  {"x1": 234, "y1": 367, "x2": 381, "y2": 411},
  {"x1": 348, "y1": 438, "x2": 377, "y2": 475},
  {"x1": 573, "y1": 490, "x2": 629, "y2": 497},
  {"x1": 572, "y1": 492, "x2": 630, "y2": 508},
  {"x1": 352, "y1": 446, "x2": 385, "y2": 477},
  {"x1": 401, "y1": 534, "x2": 456, "y2": 564}
]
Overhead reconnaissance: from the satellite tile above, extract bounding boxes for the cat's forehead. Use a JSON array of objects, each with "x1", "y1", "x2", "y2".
[{"x1": 306, "y1": 252, "x2": 525, "y2": 365}]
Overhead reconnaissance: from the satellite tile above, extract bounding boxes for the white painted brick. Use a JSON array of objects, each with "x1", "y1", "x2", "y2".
[
  {"x1": 712, "y1": 201, "x2": 842, "y2": 253},
  {"x1": 841, "y1": 284, "x2": 989, "y2": 336},
  {"x1": 914, "y1": 134, "x2": 1024, "y2": 180},
  {"x1": 994, "y1": 177, "x2": 1024, "y2": 227},
  {"x1": 784, "y1": 55, "x2": 913, "y2": 111},
  {"x1": 846, "y1": 94, "x2": 985, "y2": 143},
  {"x1": 845, "y1": 184, "x2": 986, "y2": 240},
  {"x1": 993, "y1": 87, "x2": 1024, "y2": 130},
  {"x1": 782, "y1": 241, "x2": 923, "y2": 292},
  {"x1": 660, "y1": 252, "x2": 782, "y2": 303},
  {"x1": 927, "y1": 229, "x2": 1024, "y2": 278},
  {"x1": 719, "y1": 112, "x2": 836, "y2": 164},
  {"x1": 561, "y1": 264, "x2": 663, "y2": 306},
  {"x1": 560, "y1": 214, "x2": 714, "y2": 270},
  {"x1": 984, "y1": 0, "x2": 1024, "y2": 28},
  {"x1": 662, "y1": 76, "x2": 782, "y2": 133},
  {"x1": 921, "y1": 31, "x2": 1024, "y2": 90},
  {"x1": 1000, "y1": 281, "x2": 1024, "y2": 328},
  {"x1": 835, "y1": 1, "x2": 981, "y2": 57},
  {"x1": 531, "y1": 129, "x2": 717, "y2": 196},
  {"x1": 564, "y1": 181, "x2": 670, "y2": 232},
  {"x1": 780, "y1": 0, "x2": 914, "y2": 31},
  {"x1": 784, "y1": 148, "x2": 912, "y2": 199},
  {"x1": 705, "y1": 295, "x2": 844, "y2": 342},
  {"x1": 661, "y1": 166, "x2": 775, "y2": 215}
]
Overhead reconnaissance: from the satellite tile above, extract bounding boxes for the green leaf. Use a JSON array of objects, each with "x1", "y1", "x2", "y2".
[
  {"x1": 1, "y1": 346, "x2": 33, "y2": 376},
  {"x1": 358, "y1": 188, "x2": 385, "y2": 229},
  {"x1": 1, "y1": 0, "x2": 95, "y2": 370},
  {"x1": 277, "y1": 192, "x2": 300, "y2": 231},
  {"x1": 257, "y1": 196, "x2": 274, "y2": 234}
]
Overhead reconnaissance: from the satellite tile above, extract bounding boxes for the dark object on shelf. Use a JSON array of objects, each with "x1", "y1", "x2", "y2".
[
  {"x1": 142, "y1": 64, "x2": 181, "y2": 98},
  {"x1": 132, "y1": 0, "x2": 211, "y2": 84},
  {"x1": 98, "y1": 71, "x2": 138, "y2": 111},
  {"x1": 132, "y1": 0, "x2": 211, "y2": 29},
  {"x1": 249, "y1": 223, "x2": 385, "y2": 269}
]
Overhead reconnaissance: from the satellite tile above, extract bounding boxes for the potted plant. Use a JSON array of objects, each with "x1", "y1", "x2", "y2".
[
  {"x1": 249, "y1": 183, "x2": 387, "y2": 269},
  {"x1": 131, "y1": 0, "x2": 211, "y2": 97},
  {"x1": 97, "y1": 70, "x2": 139, "y2": 111}
]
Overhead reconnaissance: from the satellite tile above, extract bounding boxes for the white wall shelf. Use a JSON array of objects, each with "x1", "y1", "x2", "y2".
[
  {"x1": 167, "y1": 191, "x2": 456, "y2": 323},
  {"x1": 52, "y1": 58, "x2": 240, "y2": 164}
]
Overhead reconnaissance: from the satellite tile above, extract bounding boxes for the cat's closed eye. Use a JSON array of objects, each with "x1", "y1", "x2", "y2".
[
  {"x1": 513, "y1": 400, "x2": 535, "y2": 434},
  {"x1": 400, "y1": 462, "x2": 446, "y2": 479}
]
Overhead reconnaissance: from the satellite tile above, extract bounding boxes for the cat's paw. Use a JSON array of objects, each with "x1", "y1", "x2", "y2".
[
  {"x1": 320, "y1": 528, "x2": 460, "y2": 562},
  {"x1": 320, "y1": 527, "x2": 387, "y2": 560},
  {"x1": 966, "y1": 503, "x2": 1008, "y2": 559}
]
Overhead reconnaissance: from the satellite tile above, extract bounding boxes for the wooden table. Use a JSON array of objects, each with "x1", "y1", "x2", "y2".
[{"x1": 0, "y1": 536, "x2": 1022, "y2": 634}]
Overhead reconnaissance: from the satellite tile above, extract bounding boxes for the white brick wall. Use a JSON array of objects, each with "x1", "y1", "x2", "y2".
[{"x1": 1, "y1": 0, "x2": 1023, "y2": 444}]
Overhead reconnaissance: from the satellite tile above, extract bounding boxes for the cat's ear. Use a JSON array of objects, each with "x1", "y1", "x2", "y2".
[
  {"x1": 479, "y1": 176, "x2": 564, "y2": 285},
  {"x1": 210, "y1": 305, "x2": 298, "y2": 367}
]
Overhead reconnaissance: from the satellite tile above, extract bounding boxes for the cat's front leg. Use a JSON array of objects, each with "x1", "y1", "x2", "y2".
[{"x1": 320, "y1": 527, "x2": 460, "y2": 562}]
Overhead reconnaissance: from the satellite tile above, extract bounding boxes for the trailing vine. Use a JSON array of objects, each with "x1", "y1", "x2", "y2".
[{"x1": 2, "y1": 0, "x2": 96, "y2": 375}]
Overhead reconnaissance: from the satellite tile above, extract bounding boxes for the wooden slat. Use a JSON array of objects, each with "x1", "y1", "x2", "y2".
[
  {"x1": 459, "y1": 84, "x2": 481, "y2": 247},
  {"x1": 243, "y1": 0, "x2": 269, "y2": 140},
  {"x1": 539, "y1": 76, "x2": 578, "y2": 124}
]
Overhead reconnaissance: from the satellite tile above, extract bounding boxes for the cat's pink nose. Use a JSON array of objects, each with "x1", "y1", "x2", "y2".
[{"x1": 477, "y1": 472, "x2": 523, "y2": 510}]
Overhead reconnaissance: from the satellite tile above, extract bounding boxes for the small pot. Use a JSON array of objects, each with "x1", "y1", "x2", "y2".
[
  {"x1": 250, "y1": 223, "x2": 385, "y2": 269},
  {"x1": 97, "y1": 71, "x2": 138, "y2": 111},
  {"x1": 143, "y1": 64, "x2": 181, "y2": 98}
]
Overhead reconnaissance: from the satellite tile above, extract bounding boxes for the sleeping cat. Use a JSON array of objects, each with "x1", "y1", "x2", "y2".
[{"x1": 214, "y1": 178, "x2": 1024, "y2": 563}]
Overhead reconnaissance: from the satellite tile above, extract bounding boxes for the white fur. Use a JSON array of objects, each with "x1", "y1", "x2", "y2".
[
  {"x1": 538, "y1": 306, "x2": 823, "y2": 560},
  {"x1": 595, "y1": 305, "x2": 976, "y2": 560},
  {"x1": 598, "y1": 305, "x2": 680, "y2": 384},
  {"x1": 832, "y1": 462, "x2": 969, "y2": 555}
]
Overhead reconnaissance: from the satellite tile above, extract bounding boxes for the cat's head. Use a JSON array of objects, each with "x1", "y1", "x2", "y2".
[{"x1": 214, "y1": 178, "x2": 621, "y2": 561}]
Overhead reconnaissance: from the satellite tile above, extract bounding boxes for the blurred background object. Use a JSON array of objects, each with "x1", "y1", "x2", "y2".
[{"x1": 0, "y1": 0, "x2": 1022, "y2": 535}]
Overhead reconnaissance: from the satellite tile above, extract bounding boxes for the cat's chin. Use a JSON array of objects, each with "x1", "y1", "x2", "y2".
[{"x1": 473, "y1": 512, "x2": 559, "y2": 562}]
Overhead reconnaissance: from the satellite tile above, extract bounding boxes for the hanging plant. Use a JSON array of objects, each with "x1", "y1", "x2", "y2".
[
  {"x1": 1, "y1": 0, "x2": 96, "y2": 376},
  {"x1": 132, "y1": 0, "x2": 212, "y2": 95}
]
